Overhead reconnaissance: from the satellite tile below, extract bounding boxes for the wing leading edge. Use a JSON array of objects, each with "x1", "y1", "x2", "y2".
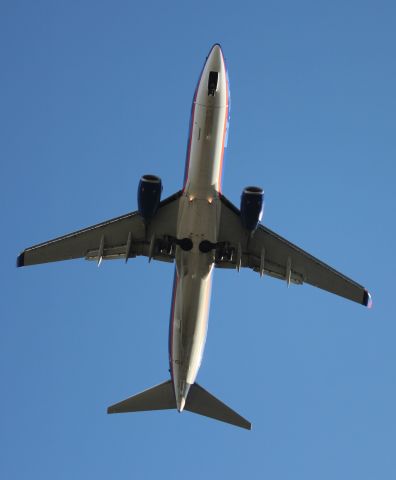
[
  {"x1": 17, "y1": 191, "x2": 182, "y2": 267},
  {"x1": 217, "y1": 194, "x2": 372, "y2": 307}
]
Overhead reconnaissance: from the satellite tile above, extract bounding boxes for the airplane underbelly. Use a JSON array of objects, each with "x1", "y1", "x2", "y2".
[
  {"x1": 185, "y1": 102, "x2": 227, "y2": 195},
  {"x1": 170, "y1": 196, "x2": 220, "y2": 389},
  {"x1": 171, "y1": 264, "x2": 213, "y2": 385}
]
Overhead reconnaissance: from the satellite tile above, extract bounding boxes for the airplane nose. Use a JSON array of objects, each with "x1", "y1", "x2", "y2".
[
  {"x1": 210, "y1": 43, "x2": 222, "y2": 55},
  {"x1": 194, "y1": 43, "x2": 228, "y2": 106},
  {"x1": 206, "y1": 43, "x2": 224, "y2": 71}
]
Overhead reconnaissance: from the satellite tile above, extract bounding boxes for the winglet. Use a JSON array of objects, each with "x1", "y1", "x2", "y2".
[
  {"x1": 363, "y1": 289, "x2": 373, "y2": 308},
  {"x1": 17, "y1": 252, "x2": 25, "y2": 268}
]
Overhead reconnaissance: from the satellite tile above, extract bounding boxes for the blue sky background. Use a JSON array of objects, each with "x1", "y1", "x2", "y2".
[{"x1": 1, "y1": 1, "x2": 395, "y2": 478}]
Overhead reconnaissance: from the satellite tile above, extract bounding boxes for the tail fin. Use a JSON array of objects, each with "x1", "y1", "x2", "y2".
[{"x1": 108, "y1": 380, "x2": 251, "y2": 430}]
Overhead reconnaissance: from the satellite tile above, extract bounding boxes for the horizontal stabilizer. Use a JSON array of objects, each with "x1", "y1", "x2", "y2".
[
  {"x1": 185, "y1": 383, "x2": 251, "y2": 430},
  {"x1": 107, "y1": 380, "x2": 251, "y2": 430},
  {"x1": 107, "y1": 380, "x2": 175, "y2": 413}
]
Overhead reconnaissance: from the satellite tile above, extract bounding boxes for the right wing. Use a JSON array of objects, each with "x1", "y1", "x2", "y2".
[
  {"x1": 17, "y1": 191, "x2": 182, "y2": 267},
  {"x1": 217, "y1": 194, "x2": 372, "y2": 307}
]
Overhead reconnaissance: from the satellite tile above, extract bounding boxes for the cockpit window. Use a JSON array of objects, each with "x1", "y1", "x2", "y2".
[{"x1": 208, "y1": 71, "x2": 218, "y2": 96}]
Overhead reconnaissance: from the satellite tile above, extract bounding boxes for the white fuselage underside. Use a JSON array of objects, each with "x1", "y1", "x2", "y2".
[{"x1": 169, "y1": 45, "x2": 229, "y2": 410}]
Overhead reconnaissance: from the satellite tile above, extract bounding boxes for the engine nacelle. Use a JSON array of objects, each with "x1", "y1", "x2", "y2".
[
  {"x1": 137, "y1": 174, "x2": 163, "y2": 221},
  {"x1": 240, "y1": 186, "x2": 264, "y2": 231}
]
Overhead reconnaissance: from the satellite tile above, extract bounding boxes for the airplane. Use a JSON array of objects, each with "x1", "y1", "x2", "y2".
[{"x1": 17, "y1": 44, "x2": 372, "y2": 430}]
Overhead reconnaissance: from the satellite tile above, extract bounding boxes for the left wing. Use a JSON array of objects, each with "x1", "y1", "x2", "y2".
[
  {"x1": 17, "y1": 191, "x2": 182, "y2": 267},
  {"x1": 217, "y1": 194, "x2": 372, "y2": 307}
]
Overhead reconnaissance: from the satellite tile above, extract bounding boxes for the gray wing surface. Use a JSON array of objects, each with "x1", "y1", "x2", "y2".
[
  {"x1": 17, "y1": 191, "x2": 182, "y2": 267},
  {"x1": 217, "y1": 194, "x2": 371, "y2": 307}
]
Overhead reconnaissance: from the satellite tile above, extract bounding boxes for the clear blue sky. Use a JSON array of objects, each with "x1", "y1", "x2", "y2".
[{"x1": 1, "y1": 1, "x2": 395, "y2": 478}]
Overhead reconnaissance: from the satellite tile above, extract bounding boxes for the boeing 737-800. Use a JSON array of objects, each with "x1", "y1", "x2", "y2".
[{"x1": 17, "y1": 44, "x2": 371, "y2": 430}]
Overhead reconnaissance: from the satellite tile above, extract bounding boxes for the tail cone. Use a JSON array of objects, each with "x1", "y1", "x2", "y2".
[{"x1": 178, "y1": 396, "x2": 186, "y2": 412}]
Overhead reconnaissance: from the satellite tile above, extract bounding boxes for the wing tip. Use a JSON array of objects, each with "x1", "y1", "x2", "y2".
[
  {"x1": 16, "y1": 252, "x2": 25, "y2": 268},
  {"x1": 241, "y1": 419, "x2": 252, "y2": 430},
  {"x1": 363, "y1": 289, "x2": 373, "y2": 309}
]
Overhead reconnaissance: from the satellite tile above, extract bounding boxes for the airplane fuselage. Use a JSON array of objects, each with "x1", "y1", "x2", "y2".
[{"x1": 169, "y1": 45, "x2": 230, "y2": 411}]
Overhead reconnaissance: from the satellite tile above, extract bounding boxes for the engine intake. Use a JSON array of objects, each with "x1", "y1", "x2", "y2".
[
  {"x1": 240, "y1": 186, "x2": 264, "y2": 231},
  {"x1": 138, "y1": 174, "x2": 162, "y2": 221}
]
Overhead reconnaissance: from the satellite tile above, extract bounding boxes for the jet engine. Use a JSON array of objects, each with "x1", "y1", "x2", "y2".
[
  {"x1": 137, "y1": 174, "x2": 163, "y2": 221},
  {"x1": 240, "y1": 186, "x2": 264, "y2": 231}
]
